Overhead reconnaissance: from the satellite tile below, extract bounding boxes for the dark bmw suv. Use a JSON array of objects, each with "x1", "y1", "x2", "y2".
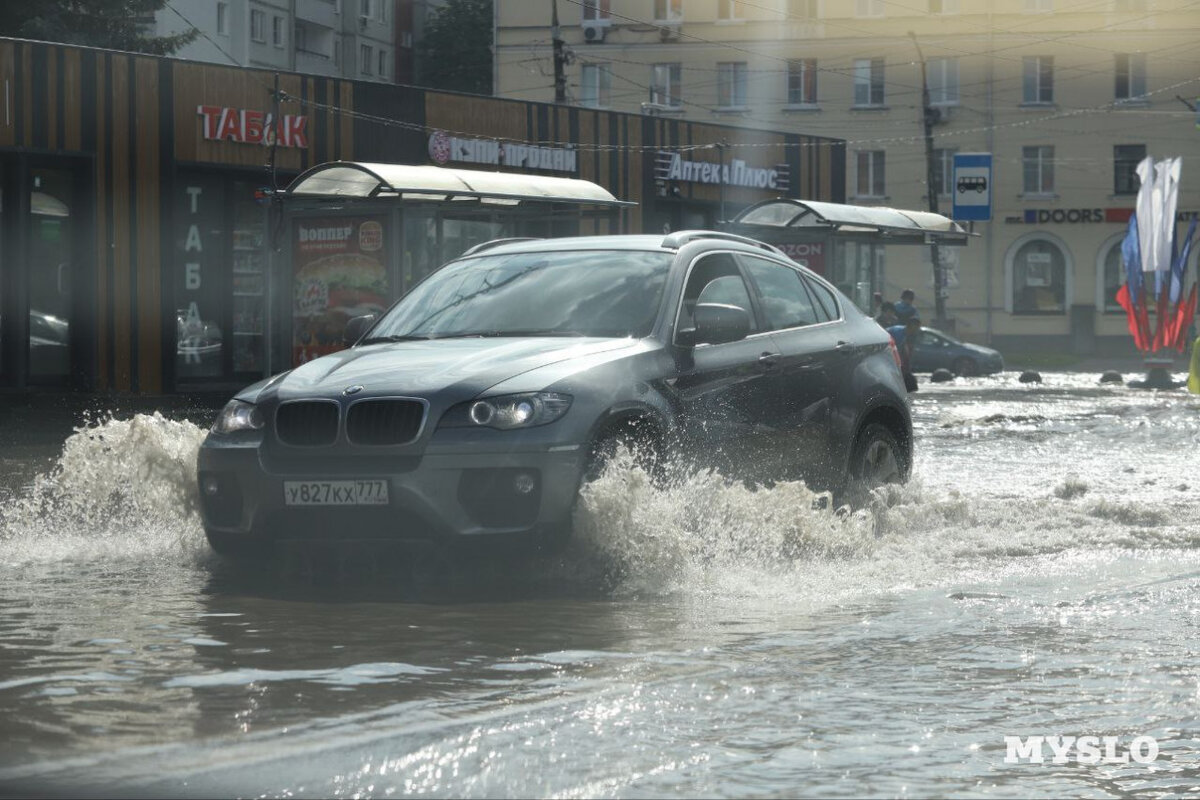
[{"x1": 197, "y1": 231, "x2": 912, "y2": 557}]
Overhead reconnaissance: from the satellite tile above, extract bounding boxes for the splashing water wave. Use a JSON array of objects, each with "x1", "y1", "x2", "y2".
[
  {"x1": 0, "y1": 413, "x2": 209, "y2": 565},
  {"x1": 3, "y1": 410, "x2": 1198, "y2": 602}
]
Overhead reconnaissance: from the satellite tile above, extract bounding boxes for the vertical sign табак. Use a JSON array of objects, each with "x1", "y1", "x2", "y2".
[{"x1": 952, "y1": 152, "x2": 993, "y2": 222}]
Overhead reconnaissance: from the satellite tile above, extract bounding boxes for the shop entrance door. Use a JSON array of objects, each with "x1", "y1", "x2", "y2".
[{"x1": 28, "y1": 167, "x2": 75, "y2": 382}]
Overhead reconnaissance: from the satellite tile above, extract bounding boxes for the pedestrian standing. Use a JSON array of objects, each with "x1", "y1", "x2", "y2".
[
  {"x1": 894, "y1": 289, "x2": 918, "y2": 323},
  {"x1": 875, "y1": 301, "x2": 898, "y2": 328}
]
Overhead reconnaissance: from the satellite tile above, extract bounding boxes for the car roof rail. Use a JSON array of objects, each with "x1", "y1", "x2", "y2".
[
  {"x1": 459, "y1": 237, "x2": 543, "y2": 257},
  {"x1": 660, "y1": 230, "x2": 785, "y2": 256}
]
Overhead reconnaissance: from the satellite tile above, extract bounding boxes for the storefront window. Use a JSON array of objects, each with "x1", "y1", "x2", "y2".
[
  {"x1": 1010, "y1": 238, "x2": 1067, "y2": 314},
  {"x1": 1100, "y1": 237, "x2": 1124, "y2": 313},
  {"x1": 442, "y1": 216, "x2": 504, "y2": 264},
  {"x1": 232, "y1": 188, "x2": 266, "y2": 373}
]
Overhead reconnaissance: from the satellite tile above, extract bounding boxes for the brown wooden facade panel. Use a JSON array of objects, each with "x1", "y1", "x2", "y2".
[
  {"x1": 109, "y1": 54, "x2": 132, "y2": 392},
  {"x1": 63, "y1": 49, "x2": 81, "y2": 152},
  {"x1": 20, "y1": 44, "x2": 31, "y2": 148},
  {"x1": 0, "y1": 43, "x2": 13, "y2": 148},
  {"x1": 135, "y1": 57, "x2": 161, "y2": 394},
  {"x1": 94, "y1": 53, "x2": 109, "y2": 391}
]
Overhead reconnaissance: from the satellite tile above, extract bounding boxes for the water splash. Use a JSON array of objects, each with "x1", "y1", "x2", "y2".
[{"x1": 0, "y1": 413, "x2": 208, "y2": 564}]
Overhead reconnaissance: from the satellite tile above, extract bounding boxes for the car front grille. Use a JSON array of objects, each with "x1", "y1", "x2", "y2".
[
  {"x1": 346, "y1": 399, "x2": 426, "y2": 445},
  {"x1": 276, "y1": 401, "x2": 339, "y2": 446}
]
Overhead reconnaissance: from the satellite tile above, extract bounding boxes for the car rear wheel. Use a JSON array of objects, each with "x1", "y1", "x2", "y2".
[
  {"x1": 842, "y1": 423, "x2": 906, "y2": 508},
  {"x1": 952, "y1": 357, "x2": 978, "y2": 377}
]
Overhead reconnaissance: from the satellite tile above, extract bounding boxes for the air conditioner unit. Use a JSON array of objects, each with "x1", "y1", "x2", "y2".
[
  {"x1": 582, "y1": 21, "x2": 608, "y2": 43},
  {"x1": 659, "y1": 22, "x2": 681, "y2": 41}
]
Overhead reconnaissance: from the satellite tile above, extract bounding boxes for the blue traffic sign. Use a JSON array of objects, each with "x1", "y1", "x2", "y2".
[{"x1": 952, "y1": 152, "x2": 992, "y2": 222}]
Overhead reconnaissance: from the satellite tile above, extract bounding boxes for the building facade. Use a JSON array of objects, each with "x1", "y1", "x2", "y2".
[
  {"x1": 0, "y1": 37, "x2": 841, "y2": 395},
  {"x1": 153, "y1": 0, "x2": 400, "y2": 83},
  {"x1": 496, "y1": 0, "x2": 1200, "y2": 355}
]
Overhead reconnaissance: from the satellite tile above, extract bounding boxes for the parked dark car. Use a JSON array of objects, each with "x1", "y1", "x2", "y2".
[
  {"x1": 909, "y1": 326, "x2": 1004, "y2": 376},
  {"x1": 197, "y1": 231, "x2": 914, "y2": 557}
]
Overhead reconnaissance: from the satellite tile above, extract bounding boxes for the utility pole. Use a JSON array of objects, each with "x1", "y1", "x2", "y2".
[
  {"x1": 552, "y1": 0, "x2": 567, "y2": 104},
  {"x1": 910, "y1": 32, "x2": 947, "y2": 329}
]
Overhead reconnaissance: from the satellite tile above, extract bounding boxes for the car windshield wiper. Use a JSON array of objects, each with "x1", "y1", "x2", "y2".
[{"x1": 358, "y1": 334, "x2": 434, "y2": 344}]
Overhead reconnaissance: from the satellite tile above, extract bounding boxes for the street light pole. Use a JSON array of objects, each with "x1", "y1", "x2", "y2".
[{"x1": 910, "y1": 31, "x2": 947, "y2": 329}]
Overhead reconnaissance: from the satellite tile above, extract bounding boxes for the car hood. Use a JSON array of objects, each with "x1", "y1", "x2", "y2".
[
  {"x1": 266, "y1": 337, "x2": 640, "y2": 402},
  {"x1": 962, "y1": 343, "x2": 1002, "y2": 359}
]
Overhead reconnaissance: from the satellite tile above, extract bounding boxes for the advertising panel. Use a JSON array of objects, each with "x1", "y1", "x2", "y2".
[{"x1": 292, "y1": 216, "x2": 389, "y2": 366}]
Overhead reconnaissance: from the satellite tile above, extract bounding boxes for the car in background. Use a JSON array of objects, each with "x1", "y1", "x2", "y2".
[
  {"x1": 909, "y1": 326, "x2": 1004, "y2": 376},
  {"x1": 196, "y1": 231, "x2": 914, "y2": 558}
]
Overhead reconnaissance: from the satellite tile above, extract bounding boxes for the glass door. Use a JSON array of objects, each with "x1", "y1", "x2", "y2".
[{"x1": 28, "y1": 168, "x2": 73, "y2": 381}]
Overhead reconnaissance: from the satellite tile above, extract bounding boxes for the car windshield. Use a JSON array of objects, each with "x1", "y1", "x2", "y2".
[{"x1": 365, "y1": 249, "x2": 672, "y2": 340}]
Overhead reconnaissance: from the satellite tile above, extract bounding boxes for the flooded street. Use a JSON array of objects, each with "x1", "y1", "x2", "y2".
[{"x1": 2, "y1": 373, "x2": 1200, "y2": 798}]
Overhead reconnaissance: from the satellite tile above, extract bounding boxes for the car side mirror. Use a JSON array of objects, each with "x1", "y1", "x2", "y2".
[
  {"x1": 342, "y1": 314, "x2": 377, "y2": 346},
  {"x1": 692, "y1": 302, "x2": 750, "y2": 345}
]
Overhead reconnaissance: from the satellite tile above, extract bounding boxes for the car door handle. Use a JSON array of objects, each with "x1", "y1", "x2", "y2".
[
  {"x1": 835, "y1": 340, "x2": 855, "y2": 355},
  {"x1": 758, "y1": 352, "x2": 781, "y2": 370}
]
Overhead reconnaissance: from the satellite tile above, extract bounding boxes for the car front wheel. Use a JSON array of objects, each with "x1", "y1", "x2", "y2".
[{"x1": 204, "y1": 528, "x2": 269, "y2": 561}]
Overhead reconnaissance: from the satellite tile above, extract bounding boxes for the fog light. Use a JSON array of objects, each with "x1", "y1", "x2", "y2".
[
  {"x1": 469, "y1": 401, "x2": 495, "y2": 426},
  {"x1": 513, "y1": 472, "x2": 537, "y2": 495},
  {"x1": 202, "y1": 476, "x2": 220, "y2": 496}
]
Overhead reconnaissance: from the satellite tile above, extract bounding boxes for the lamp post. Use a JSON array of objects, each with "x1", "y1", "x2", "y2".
[{"x1": 910, "y1": 31, "x2": 948, "y2": 329}]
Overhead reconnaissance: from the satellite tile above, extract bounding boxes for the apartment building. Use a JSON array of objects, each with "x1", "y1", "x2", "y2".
[
  {"x1": 153, "y1": 0, "x2": 399, "y2": 83},
  {"x1": 496, "y1": 0, "x2": 1200, "y2": 355}
]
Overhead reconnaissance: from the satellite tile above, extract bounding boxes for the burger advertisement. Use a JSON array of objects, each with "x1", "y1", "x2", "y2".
[{"x1": 292, "y1": 216, "x2": 388, "y2": 366}]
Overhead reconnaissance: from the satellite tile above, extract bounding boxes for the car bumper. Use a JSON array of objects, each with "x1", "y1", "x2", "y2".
[{"x1": 196, "y1": 439, "x2": 586, "y2": 546}]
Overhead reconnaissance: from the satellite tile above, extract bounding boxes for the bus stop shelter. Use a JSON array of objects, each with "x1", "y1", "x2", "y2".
[
  {"x1": 274, "y1": 161, "x2": 633, "y2": 369},
  {"x1": 723, "y1": 198, "x2": 971, "y2": 313}
]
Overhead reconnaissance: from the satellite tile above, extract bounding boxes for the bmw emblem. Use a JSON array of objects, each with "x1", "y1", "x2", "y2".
[{"x1": 343, "y1": 385, "x2": 364, "y2": 396}]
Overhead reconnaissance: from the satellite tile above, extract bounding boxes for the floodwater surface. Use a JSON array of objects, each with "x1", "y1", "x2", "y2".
[{"x1": 1, "y1": 372, "x2": 1199, "y2": 798}]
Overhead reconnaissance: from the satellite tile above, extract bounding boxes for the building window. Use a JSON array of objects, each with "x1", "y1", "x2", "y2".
[
  {"x1": 651, "y1": 63, "x2": 681, "y2": 107},
  {"x1": 580, "y1": 63, "x2": 612, "y2": 107},
  {"x1": 717, "y1": 62, "x2": 748, "y2": 107},
  {"x1": 929, "y1": 57, "x2": 958, "y2": 105},
  {"x1": 1023, "y1": 146, "x2": 1055, "y2": 194},
  {"x1": 216, "y1": 2, "x2": 229, "y2": 35},
  {"x1": 378, "y1": 49, "x2": 388, "y2": 78},
  {"x1": 1023, "y1": 56, "x2": 1053, "y2": 104},
  {"x1": 654, "y1": 0, "x2": 683, "y2": 20},
  {"x1": 582, "y1": 0, "x2": 611, "y2": 20},
  {"x1": 250, "y1": 9, "x2": 265, "y2": 42},
  {"x1": 788, "y1": 0, "x2": 818, "y2": 19},
  {"x1": 361, "y1": 44, "x2": 373, "y2": 75},
  {"x1": 1011, "y1": 239, "x2": 1067, "y2": 314},
  {"x1": 1024, "y1": 0, "x2": 1053, "y2": 10},
  {"x1": 856, "y1": 0, "x2": 884, "y2": 16},
  {"x1": 856, "y1": 150, "x2": 885, "y2": 197},
  {"x1": 854, "y1": 58, "x2": 885, "y2": 106},
  {"x1": 787, "y1": 58, "x2": 817, "y2": 105},
  {"x1": 717, "y1": 0, "x2": 741, "y2": 20},
  {"x1": 930, "y1": 0, "x2": 960, "y2": 12},
  {"x1": 1115, "y1": 53, "x2": 1147, "y2": 101},
  {"x1": 933, "y1": 148, "x2": 957, "y2": 196},
  {"x1": 272, "y1": 16, "x2": 284, "y2": 47},
  {"x1": 1114, "y1": 144, "x2": 1147, "y2": 195}
]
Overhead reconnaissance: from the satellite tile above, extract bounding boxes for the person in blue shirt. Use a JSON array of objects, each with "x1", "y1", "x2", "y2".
[
  {"x1": 893, "y1": 289, "x2": 918, "y2": 323},
  {"x1": 887, "y1": 317, "x2": 921, "y2": 392}
]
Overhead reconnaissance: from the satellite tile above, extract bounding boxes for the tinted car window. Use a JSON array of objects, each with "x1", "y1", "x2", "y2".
[
  {"x1": 678, "y1": 254, "x2": 757, "y2": 334},
  {"x1": 742, "y1": 257, "x2": 820, "y2": 330},
  {"x1": 369, "y1": 250, "x2": 671, "y2": 339},
  {"x1": 801, "y1": 274, "x2": 840, "y2": 322}
]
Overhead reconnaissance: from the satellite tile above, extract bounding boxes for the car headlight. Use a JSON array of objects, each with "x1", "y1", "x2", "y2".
[
  {"x1": 440, "y1": 392, "x2": 572, "y2": 430},
  {"x1": 212, "y1": 399, "x2": 265, "y2": 434}
]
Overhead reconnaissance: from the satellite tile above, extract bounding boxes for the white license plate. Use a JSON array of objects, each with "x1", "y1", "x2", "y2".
[{"x1": 283, "y1": 480, "x2": 389, "y2": 506}]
